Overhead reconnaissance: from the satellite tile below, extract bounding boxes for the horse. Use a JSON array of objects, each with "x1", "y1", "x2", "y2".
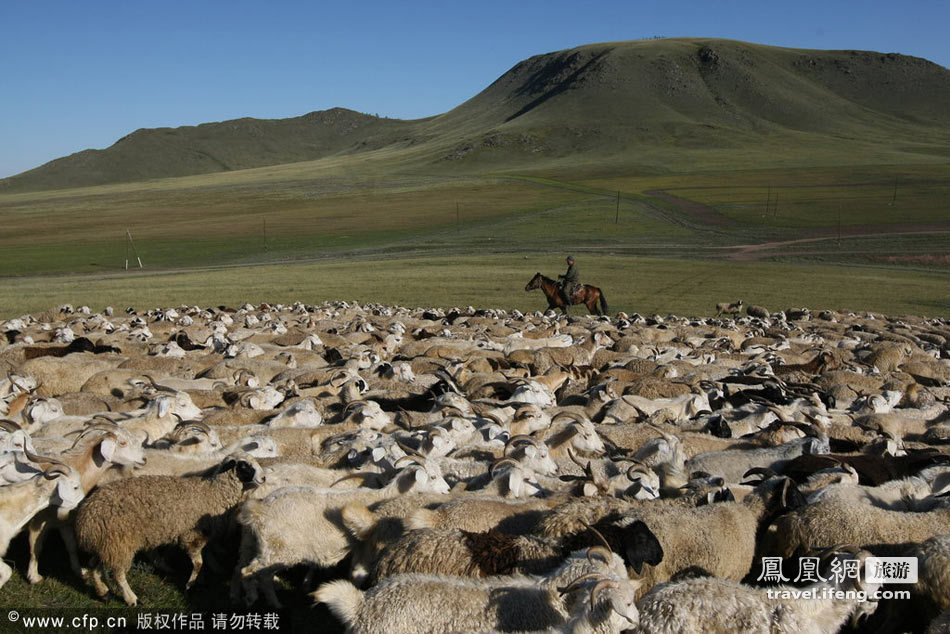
[{"x1": 524, "y1": 272, "x2": 609, "y2": 315}]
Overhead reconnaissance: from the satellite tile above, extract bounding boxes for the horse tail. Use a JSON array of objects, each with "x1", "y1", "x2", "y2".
[{"x1": 598, "y1": 289, "x2": 609, "y2": 316}]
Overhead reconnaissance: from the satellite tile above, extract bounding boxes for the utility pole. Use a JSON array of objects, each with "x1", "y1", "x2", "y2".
[
  {"x1": 125, "y1": 229, "x2": 143, "y2": 269},
  {"x1": 263, "y1": 218, "x2": 268, "y2": 251},
  {"x1": 889, "y1": 177, "x2": 898, "y2": 206},
  {"x1": 456, "y1": 202, "x2": 460, "y2": 231},
  {"x1": 615, "y1": 191, "x2": 621, "y2": 224}
]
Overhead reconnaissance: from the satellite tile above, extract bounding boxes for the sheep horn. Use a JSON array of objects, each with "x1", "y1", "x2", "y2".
[
  {"x1": 580, "y1": 520, "x2": 614, "y2": 554},
  {"x1": 330, "y1": 473, "x2": 376, "y2": 488},
  {"x1": 142, "y1": 374, "x2": 176, "y2": 393},
  {"x1": 70, "y1": 423, "x2": 121, "y2": 447},
  {"x1": 589, "y1": 578, "x2": 620, "y2": 612},
  {"x1": 42, "y1": 464, "x2": 73, "y2": 479},
  {"x1": 393, "y1": 455, "x2": 422, "y2": 469},
  {"x1": 558, "y1": 572, "x2": 605, "y2": 595},
  {"x1": 552, "y1": 410, "x2": 587, "y2": 424},
  {"x1": 490, "y1": 457, "x2": 521, "y2": 477},
  {"x1": 567, "y1": 447, "x2": 589, "y2": 470},
  {"x1": 0, "y1": 419, "x2": 21, "y2": 432},
  {"x1": 439, "y1": 406, "x2": 467, "y2": 418},
  {"x1": 23, "y1": 448, "x2": 68, "y2": 469},
  {"x1": 742, "y1": 467, "x2": 778, "y2": 482},
  {"x1": 585, "y1": 545, "x2": 613, "y2": 565},
  {"x1": 504, "y1": 435, "x2": 538, "y2": 454},
  {"x1": 394, "y1": 439, "x2": 426, "y2": 460},
  {"x1": 627, "y1": 464, "x2": 652, "y2": 480},
  {"x1": 480, "y1": 410, "x2": 506, "y2": 426}
]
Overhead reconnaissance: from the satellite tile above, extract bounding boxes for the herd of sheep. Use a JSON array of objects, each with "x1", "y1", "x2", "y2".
[{"x1": 1, "y1": 300, "x2": 949, "y2": 633}]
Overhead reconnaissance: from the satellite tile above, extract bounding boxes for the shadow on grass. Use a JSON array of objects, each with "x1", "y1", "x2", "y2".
[{"x1": 1, "y1": 530, "x2": 344, "y2": 633}]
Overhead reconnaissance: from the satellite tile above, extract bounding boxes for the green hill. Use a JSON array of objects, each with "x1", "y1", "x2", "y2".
[{"x1": 3, "y1": 38, "x2": 950, "y2": 192}]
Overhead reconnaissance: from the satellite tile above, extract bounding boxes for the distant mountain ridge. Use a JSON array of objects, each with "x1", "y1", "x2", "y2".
[{"x1": 4, "y1": 38, "x2": 950, "y2": 192}]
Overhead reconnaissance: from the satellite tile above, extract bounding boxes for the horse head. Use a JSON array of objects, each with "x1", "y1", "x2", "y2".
[{"x1": 525, "y1": 273, "x2": 543, "y2": 292}]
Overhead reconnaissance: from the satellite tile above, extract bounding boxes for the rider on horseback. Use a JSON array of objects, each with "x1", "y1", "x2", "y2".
[{"x1": 557, "y1": 255, "x2": 579, "y2": 305}]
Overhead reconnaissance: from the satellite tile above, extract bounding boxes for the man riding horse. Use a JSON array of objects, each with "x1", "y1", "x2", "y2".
[{"x1": 557, "y1": 255, "x2": 580, "y2": 305}]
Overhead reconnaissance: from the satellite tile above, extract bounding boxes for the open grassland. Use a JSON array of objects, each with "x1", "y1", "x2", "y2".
[
  {"x1": 1, "y1": 158, "x2": 947, "y2": 319},
  {"x1": 1, "y1": 161, "x2": 947, "y2": 275},
  {"x1": 1, "y1": 254, "x2": 947, "y2": 319},
  {"x1": 582, "y1": 163, "x2": 950, "y2": 228}
]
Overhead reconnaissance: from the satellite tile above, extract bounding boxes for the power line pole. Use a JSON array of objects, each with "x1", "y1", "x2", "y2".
[
  {"x1": 456, "y1": 202, "x2": 460, "y2": 231},
  {"x1": 615, "y1": 191, "x2": 620, "y2": 224},
  {"x1": 125, "y1": 229, "x2": 143, "y2": 269}
]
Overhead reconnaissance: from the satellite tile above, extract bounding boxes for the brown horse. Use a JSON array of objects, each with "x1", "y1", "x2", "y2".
[{"x1": 525, "y1": 272, "x2": 609, "y2": 315}]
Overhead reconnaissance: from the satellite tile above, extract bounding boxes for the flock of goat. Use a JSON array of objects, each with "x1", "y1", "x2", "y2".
[{"x1": 1, "y1": 300, "x2": 949, "y2": 633}]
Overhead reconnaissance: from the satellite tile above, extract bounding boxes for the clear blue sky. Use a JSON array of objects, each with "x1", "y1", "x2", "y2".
[{"x1": 2, "y1": 0, "x2": 948, "y2": 179}]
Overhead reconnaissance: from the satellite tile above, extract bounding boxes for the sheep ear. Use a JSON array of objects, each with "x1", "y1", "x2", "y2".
[
  {"x1": 582, "y1": 482, "x2": 599, "y2": 497},
  {"x1": 525, "y1": 446, "x2": 538, "y2": 459},
  {"x1": 371, "y1": 447, "x2": 386, "y2": 462},
  {"x1": 156, "y1": 397, "x2": 171, "y2": 418},
  {"x1": 451, "y1": 419, "x2": 465, "y2": 431},
  {"x1": 98, "y1": 436, "x2": 117, "y2": 462},
  {"x1": 341, "y1": 505, "x2": 376, "y2": 540},
  {"x1": 508, "y1": 471, "x2": 522, "y2": 497},
  {"x1": 623, "y1": 520, "x2": 664, "y2": 575},
  {"x1": 780, "y1": 479, "x2": 806, "y2": 511},
  {"x1": 414, "y1": 468, "x2": 427, "y2": 484},
  {"x1": 235, "y1": 460, "x2": 256, "y2": 483}
]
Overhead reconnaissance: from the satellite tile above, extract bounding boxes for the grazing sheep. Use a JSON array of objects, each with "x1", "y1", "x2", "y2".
[
  {"x1": 685, "y1": 435, "x2": 829, "y2": 483},
  {"x1": 633, "y1": 549, "x2": 879, "y2": 634},
  {"x1": 315, "y1": 548, "x2": 638, "y2": 634},
  {"x1": 26, "y1": 423, "x2": 146, "y2": 584},
  {"x1": 774, "y1": 498, "x2": 950, "y2": 560},
  {"x1": 370, "y1": 521, "x2": 662, "y2": 584},
  {"x1": 234, "y1": 462, "x2": 450, "y2": 607},
  {"x1": 0, "y1": 456, "x2": 84, "y2": 589},
  {"x1": 75, "y1": 453, "x2": 265, "y2": 606},
  {"x1": 615, "y1": 476, "x2": 805, "y2": 597}
]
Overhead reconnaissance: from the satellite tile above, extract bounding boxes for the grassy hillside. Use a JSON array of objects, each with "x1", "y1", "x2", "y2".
[{"x1": 3, "y1": 38, "x2": 949, "y2": 192}]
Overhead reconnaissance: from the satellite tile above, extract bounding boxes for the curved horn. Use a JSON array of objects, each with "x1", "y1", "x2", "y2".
[
  {"x1": 590, "y1": 578, "x2": 620, "y2": 612},
  {"x1": 0, "y1": 419, "x2": 22, "y2": 433},
  {"x1": 558, "y1": 572, "x2": 605, "y2": 595},
  {"x1": 504, "y1": 434, "x2": 539, "y2": 454},
  {"x1": 394, "y1": 439, "x2": 426, "y2": 460},
  {"x1": 627, "y1": 464, "x2": 653, "y2": 480},
  {"x1": 480, "y1": 410, "x2": 506, "y2": 426},
  {"x1": 552, "y1": 410, "x2": 588, "y2": 424},
  {"x1": 567, "y1": 447, "x2": 589, "y2": 471},
  {"x1": 23, "y1": 447, "x2": 68, "y2": 469},
  {"x1": 42, "y1": 463, "x2": 73, "y2": 479},
  {"x1": 177, "y1": 420, "x2": 212, "y2": 434},
  {"x1": 330, "y1": 472, "x2": 378, "y2": 488},
  {"x1": 490, "y1": 457, "x2": 521, "y2": 477},
  {"x1": 581, "y1": 520, "x2": 613, "y2": 553},
  {"x1": 393, "y1": 454, "x2": 422, "y2": 468},
  {"x1": 142, "y1": 374, "x2": 176, "y2": 393},
  {"x1": 742, "y1": 467, "x2": 778, "y2": 481}
]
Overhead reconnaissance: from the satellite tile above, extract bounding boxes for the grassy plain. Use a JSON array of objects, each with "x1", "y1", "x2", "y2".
[{"x1": 1, "y1": 254, "x2": 947, "y2": 318}]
